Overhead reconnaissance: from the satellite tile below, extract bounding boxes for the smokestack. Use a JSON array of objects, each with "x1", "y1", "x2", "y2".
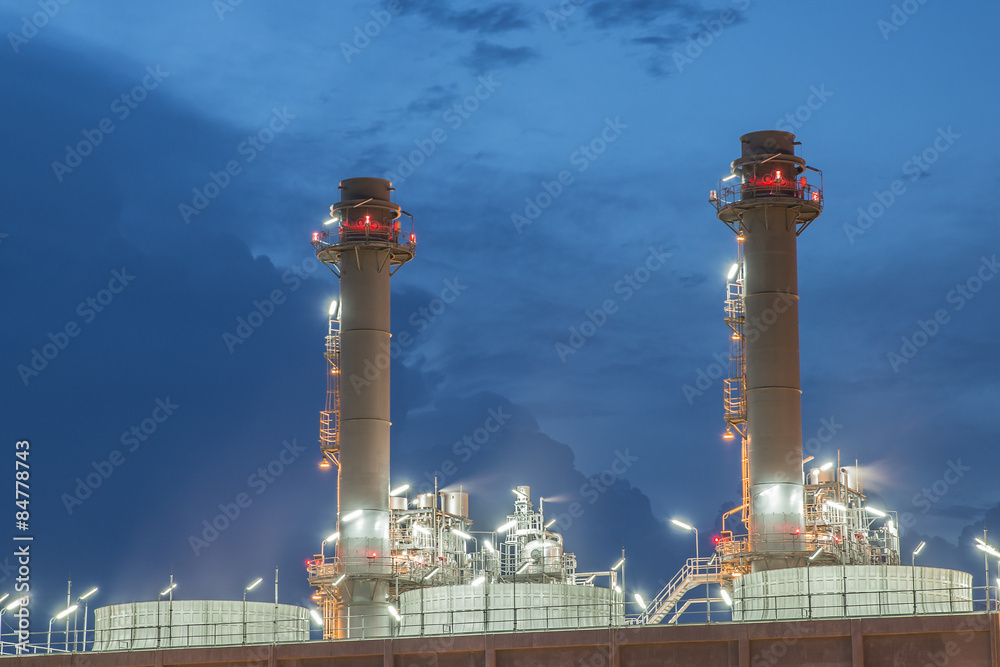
[
  {"x1": 313, "y1": 177, "x2": 416, "y2": 636},
  {"x1": 715, "y1": 132, "x2": 823, "y2": 572}
]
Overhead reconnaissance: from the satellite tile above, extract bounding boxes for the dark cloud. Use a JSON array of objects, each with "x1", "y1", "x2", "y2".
[
  {"x1": 408, "y1": 1, "x2": 532, "y2": 34},
  {"x1": 460, "y1": 41, "x2": 539, "y2": 72}
]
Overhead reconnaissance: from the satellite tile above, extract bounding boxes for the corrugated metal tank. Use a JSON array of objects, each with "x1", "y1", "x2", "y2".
[
  {"x1": 398, "y1": 583, "x2": 622, "y2": 635},
  {"x1": 733, "y1": 565, "x2": 973, "y2": 621},
  {"x1": 91, "y1": 601, "x2": 310, "y2": 650}
]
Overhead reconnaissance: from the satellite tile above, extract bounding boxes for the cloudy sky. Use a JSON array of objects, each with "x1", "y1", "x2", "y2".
[{"x1": 2, "y1": 0, "x2": 998, "y2": 633}]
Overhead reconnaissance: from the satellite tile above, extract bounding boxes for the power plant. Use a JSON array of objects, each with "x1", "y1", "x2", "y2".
[
  {"x1": 305, "y1": 178, "x2": 620, "y2": 639},
  {"x1": 17, "y1": 135, "x2": 995, "y2": 666}
]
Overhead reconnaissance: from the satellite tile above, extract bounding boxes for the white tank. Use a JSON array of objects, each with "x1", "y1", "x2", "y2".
[
  {"x1": 440, "y1": 491, "x2": 469, "y2": 517},
  {"x1": 524, "y1": 539, "x2": 562, "y2": 574},
  {"x1": 416, "y1": 493, "x2": 436, "y2": 509},
  {"x1": 733, "y1": 565, "x2": 972, "y2": 621},
  {"x1": 389, "y1": 496, "x2": 408, "y2": 510},
  {"x1": 398, "y1": 582, "x2": 621, "y2": 635},
  {"x1": 91, "y1": 600, "x2": 310, "y2": 650}
]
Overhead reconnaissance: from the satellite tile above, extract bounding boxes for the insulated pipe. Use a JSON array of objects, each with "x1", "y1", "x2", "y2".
[
  {"x1": 314, "y1": 177, "x2": 415, "y2": 637},
  {"x1": 716, "y1": 132, "x2": 822, "y2": 572}
]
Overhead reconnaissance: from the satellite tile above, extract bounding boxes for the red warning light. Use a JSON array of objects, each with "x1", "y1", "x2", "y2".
[
  {"x1": 312, "y1": 231, "x2": 319, "y2": 242},
  {"x1": 811, "y1": 191, "x2": 820, "y2": 202},
  {"x1": 713, "y1": 536, "x2": 720, "y2": 544},
  {"x1": 774, "y1": 170, "x2": 782, "y2": 182}
]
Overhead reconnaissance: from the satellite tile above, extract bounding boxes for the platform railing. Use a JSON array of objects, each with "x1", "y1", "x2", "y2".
[
  {"x1": 4, "y1": 585, "x2": 993, "y2": 654},
  {"x1": 312, "y1": 216, "x2": 416, "y2": 250},
  {"x1": 711, "y1": 181, "x2": 823, "y2": 212}
]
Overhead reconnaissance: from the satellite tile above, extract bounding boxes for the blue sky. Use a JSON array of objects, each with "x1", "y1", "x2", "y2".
[{"x1": 2, "y1": 0, "x2": 998, "y2": 628}]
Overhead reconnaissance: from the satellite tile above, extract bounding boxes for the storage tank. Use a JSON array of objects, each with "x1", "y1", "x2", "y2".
[
  {"x1": 524, "y1": 539, "x2": 562, "y2": 574},
  {"x1": 440, "y1": 491, "x2": 469, "y2": 517},
  {"x1": 733, "y1": 566, "x2": 972, "y2": 621},
  {"x1": 398, "y1": 582, "x2": 621, "y2": 635},
  {"x1": 91, "y1": 600, "x2": 310, "y2": 651}
]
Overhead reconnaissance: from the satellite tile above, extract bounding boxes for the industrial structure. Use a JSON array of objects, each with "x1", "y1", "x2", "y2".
[
  {"x1": 305, "y1": 178, "x2": 620, "y2": 639},
  {"x1": 629, "y1": 131, "x2": 972, "y2": 625},
  {"x1": 305, "y1": 177, "x2": 416, "y2": 637},
  {"x1": 17, "y1": 138, "x2": 990, "y2": 666}
]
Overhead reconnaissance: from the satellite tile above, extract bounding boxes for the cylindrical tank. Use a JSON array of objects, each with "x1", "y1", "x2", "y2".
[
  {"x1": 524, "y1": 539, "x2": 562, "y2": 573},
  {"x1": 416, "y1": 493, "x2": 436, "y2": 509},
  {"x1": 91, "y1": 601, "x2": 310, "y2": 651},
  {"x1": 440, "y1": 491, "x2": 469, "y2": 517},
  {"x1": 389, "y1": 496, "x2": 408, "y2": 510},
  {"x1": 398, "y1": 582, "x2": 621, "y2": 635},
  {"x1": 716, "y1": 131, "x2": 822, "y2": 572}
]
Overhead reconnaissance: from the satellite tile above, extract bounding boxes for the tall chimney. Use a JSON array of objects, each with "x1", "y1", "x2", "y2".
[
  {"x1": 715, "y1": 132, "x2": 823, "y2": 572},
  {"x1": 312, "y1": 177, "x2": 416, "y2": 635}
]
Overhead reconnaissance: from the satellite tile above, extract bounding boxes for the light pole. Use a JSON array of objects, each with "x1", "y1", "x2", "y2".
[
  {"x1": 671, "y1": 519, "x2": 700, "y2": 561},
  {"x1": 0, "y1": 594, "x2": 9, "y2": 654},
  {"x1": 76, "y1": 587, "x2": 98, "y2": 652},
  {"x1": 48, "y1": 605, "x2": 77, "y2": 653},
  {"x1": 912, "y1": 541, "x2": 925, "y2": 614},
  {"x1": 321, "y1": 532, "x2": 339, "y2": 560},
  {"x1": 73, "y1": 586, "x2": 97, "y2": 651},
  {"x1": 612, "y1": 554, "x2": 625, "y2": 622},
  {"x1": 158, "y1": 581, "x2": 177, "y2": 648},
  {"x1": 244, "y1": 577, "x2": 263, "y2": 644},
  {"x1": 64, "y1": 579, "x2": 71, "y2": 652},
  {"x1": 2, "y1": 596, "x2": 26, "y2": 655},
  {"x1": 975, "y1": 538, "x2": 1000, "y2": 611},
  {"x1": 672, "y1": 519, "x2": 705, "y2": 621}
]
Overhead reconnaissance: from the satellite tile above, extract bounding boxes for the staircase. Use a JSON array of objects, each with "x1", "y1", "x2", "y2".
[{"x1": 636, "y1": 557, "x2": 724, "y2": 625}]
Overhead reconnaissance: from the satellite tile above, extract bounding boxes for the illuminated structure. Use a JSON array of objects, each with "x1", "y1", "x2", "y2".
[
  {"x1": 307, "y1": 178, "x2": 416, "y2": 638},
  {"x1": 711, "y1": 130, "x2": 824, "y2": 570},
  {"x1": 305, "y1": 179, "x2": 619, "y2": 638},
  {"x1": 635, "y1": 132, "x2": 972, "y2": 625}
]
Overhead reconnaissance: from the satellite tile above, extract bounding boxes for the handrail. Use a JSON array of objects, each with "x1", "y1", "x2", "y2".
[{"x1": 712, "y1": 181, "x2": 823, "y2": 213}]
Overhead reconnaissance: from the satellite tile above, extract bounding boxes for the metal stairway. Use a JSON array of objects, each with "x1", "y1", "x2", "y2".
[{"x1": 636, "y1": 557, "x2": 724, "y2": 625}]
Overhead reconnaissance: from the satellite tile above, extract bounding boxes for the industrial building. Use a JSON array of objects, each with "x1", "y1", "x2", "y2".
[{"x1": 7, "y1": 133, "x2": 996, "y2": 666}]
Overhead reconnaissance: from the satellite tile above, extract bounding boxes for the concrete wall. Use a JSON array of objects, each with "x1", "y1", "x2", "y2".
[{"x1": 7, "y1": 612, "x2": 999, "y2": 666}]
